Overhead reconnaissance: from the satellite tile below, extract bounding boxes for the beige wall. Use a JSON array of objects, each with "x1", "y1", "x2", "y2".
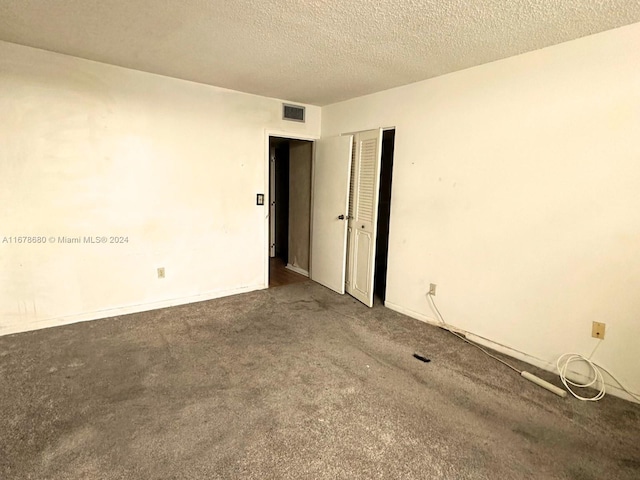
[
  {"x1": 0, "y1": 41, "x2": 320, "y2": 336},
  {"x1": 321, "y1": 23, "x2": 640, "y2": 401},
  {"x1": 288, "y1": 141, "x2": 312, "y2": 273},
  {"x1": 3, "y1": 23, "x2": 639, "y2": 401}
]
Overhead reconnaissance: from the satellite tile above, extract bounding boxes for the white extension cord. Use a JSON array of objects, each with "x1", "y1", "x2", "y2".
[
  {"x1": 426, "y1": 293, "x2": 566, "y2": 397},
  {"x1": 427, "y1": 293, "x2": 640, "y2": 403},
  {"x1": 426, "y1": 293, "x2": 521, "y2": 373}
]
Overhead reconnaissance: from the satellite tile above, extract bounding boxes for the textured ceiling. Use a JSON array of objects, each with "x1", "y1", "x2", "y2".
[{"x1": 1, "y1": 1, "x2": 639, "y2": 105}]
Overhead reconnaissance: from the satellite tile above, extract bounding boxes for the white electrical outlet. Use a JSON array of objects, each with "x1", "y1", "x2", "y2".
[
  {"x1": 157, "y1": 267, "x2": 165, "y2": 279},
  {"x1": 429, "y1": 283, "x2": 437, "y2": 296}
]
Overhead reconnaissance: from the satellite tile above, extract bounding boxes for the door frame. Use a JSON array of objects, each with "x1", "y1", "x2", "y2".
[
  {"x1": 377, "y1": 127, "x2": 396, "y2": 303},
  {"x1": 264, "y1": 130, "x2": 319, "y2": 288}
]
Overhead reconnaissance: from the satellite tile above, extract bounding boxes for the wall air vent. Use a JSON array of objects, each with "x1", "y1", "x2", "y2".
[{"x1": 283, "y1": 103, "x2": 305, "y2": 122}]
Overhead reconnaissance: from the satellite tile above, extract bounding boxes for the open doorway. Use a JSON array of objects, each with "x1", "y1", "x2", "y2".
[
  {"x1": 374, "y1": 129, "x2": 395, "y2": 303},
  {"x1": 267, "y1": 129, "x2": 395, "y2": 301},
  {"x1": 268, "y1": 136, "x2": 313, "y2": 287}
]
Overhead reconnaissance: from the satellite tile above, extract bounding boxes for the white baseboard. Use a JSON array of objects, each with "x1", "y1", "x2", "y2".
[
  {"x1": 385, "y1": 301, "x2": 639, "y2": 404},
  {"x1": 385, "y1": 301, "x2": 465, "y2": 334},
  {"x1": 0, "y1": 283, "x2": 266, "y2": 337},
  {"x1": 285, "y1": 264, "x2": 309, "y2": 277},
  {"x1": 467, "y1": 333, "x2": 639, "y2": 404}
]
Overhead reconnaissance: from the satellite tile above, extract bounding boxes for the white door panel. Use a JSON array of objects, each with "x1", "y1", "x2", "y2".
[
  {"x1": 354, "y1": 230, "x2": 372, "y2": 293},
  {"x1": 310, "y1": 135, "x2": 353, "y2": 294},
  {"x1": 345, "y1": 129, "x2": 383, "y2": 307}
]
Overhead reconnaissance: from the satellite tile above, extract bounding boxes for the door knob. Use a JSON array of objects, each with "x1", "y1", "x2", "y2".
[{"x1": 338, "y1": 215, "x2": 345, "y2": 220}]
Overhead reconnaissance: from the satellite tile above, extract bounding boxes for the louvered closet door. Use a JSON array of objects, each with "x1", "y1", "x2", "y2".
[{"x1": 345, "y1": 129, "x2": 382, "y2": 307}]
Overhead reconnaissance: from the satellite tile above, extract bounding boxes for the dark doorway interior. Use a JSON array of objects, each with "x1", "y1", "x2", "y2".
[
  {"x1": 374, "y1": 129, "x2": 395, "y2": 302},
  {"x1": 269, "y1": 136, "x2": 313, "y2": 288},
  {"x1": 274, "y1": 141, "x2": 290, "y2": 262}
]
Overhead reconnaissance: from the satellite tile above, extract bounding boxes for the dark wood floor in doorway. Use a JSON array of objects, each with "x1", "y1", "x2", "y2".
[{"x1": 269, "y1": 257, "x2": 308, "y2": 287}]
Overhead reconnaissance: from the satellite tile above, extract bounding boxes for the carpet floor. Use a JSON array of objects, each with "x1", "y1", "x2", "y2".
[{"x1": 1, "y1": 281, "x2": 638, "y2": 479}]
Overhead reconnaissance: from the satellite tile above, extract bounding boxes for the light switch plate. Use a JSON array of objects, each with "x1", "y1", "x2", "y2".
[{"x1": 256, "y1": 193, "x2": 264, "y2": 205}]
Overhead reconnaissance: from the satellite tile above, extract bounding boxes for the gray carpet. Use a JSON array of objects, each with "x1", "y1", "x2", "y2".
[{"x1": 1, "y1": 281, "x2": 638, "y2": 479}]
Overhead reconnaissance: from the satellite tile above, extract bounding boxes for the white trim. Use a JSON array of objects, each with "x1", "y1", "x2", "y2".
[
  {"x1": 342, "y1": 126, "x2": 396, "y2": 137},
  {"x1": 285, "y1": 264, "x2": 309, "y2": 277},
  {"x1": 309, "y1": 141, "x2": 316, "y2": 280},
  {"x1": 385, "y1": 301, "x2": 638, "y2": 404},
  {"x1": 385, "y1": 301, "x2": 438, "y2": 324},
  {"x1": 385, "y1": 301, "x2": 466, "y2": 334},
  {"x1": 266, "y1": 130, "x2": 318, "y2": 142},
  {"x1": 0, "y1": 284, "x2": 265, "y2": 337}
]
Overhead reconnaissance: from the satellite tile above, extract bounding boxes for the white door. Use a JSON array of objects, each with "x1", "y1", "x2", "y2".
[
  {"x1": 310, "y1": 135, "x2": 353, "y2": 294},
  {"x1": 345, "y1": 129, "x2": 383, "y2": 307}
]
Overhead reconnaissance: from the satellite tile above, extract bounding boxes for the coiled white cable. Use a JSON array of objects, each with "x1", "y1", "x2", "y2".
[
  {"x1": 556, "y1": 353, "x2": 640, "y2": 402},
  {"x1": 556, "y1": 353, "x2": 606, "y2": 401}
]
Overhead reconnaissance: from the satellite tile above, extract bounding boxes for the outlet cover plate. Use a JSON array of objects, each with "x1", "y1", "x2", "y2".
[{"x1": 592, "y1": 321, "x2": 605, "y2": 340}]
